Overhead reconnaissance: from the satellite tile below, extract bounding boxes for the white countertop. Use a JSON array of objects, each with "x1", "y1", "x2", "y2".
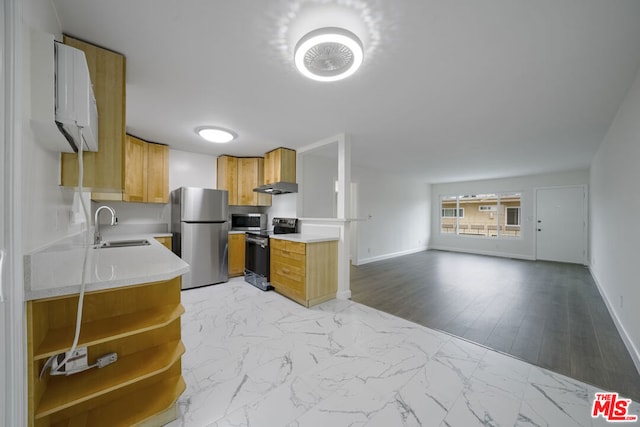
[
  {"x1": 24, "y1": 233, "x2": 189, "y2": 301},
  {"x1": 269, "y1": 233, "x2": 339, "y2": 243}
]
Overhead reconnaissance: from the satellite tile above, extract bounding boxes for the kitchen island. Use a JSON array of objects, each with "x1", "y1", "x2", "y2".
[
  {"x1": 269, "y1": 234, "x2": 338, "y2": 307},
  {"x1": 24, "y1": 234, "x2": 189, "y2": 427}
]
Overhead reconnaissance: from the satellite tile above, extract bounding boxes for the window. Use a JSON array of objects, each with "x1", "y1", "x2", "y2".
[
  {"x1": 440, "y1": 193, "x2": 522, "y2": 238},
  {"x1": 506, "y1": 207, "x2": 521, "y2": 226},
  {"x1": 441, "y1": 208, "x2": 464, "y2": 218},
  {"x1": 478, "y1": 206, "x2": 497, "y2": 212}
]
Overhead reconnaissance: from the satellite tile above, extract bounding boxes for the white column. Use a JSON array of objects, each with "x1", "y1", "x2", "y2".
[{"x1": 336, "y1": 134, "x2": 351, "y2": 299}]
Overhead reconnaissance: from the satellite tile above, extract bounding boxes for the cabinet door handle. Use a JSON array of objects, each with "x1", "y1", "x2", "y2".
[
  {"x1": 0, "y1": 249, "x2": 5, "y2": 303},
  {"x1": 282, "y1": 268, "x2": 290, "y2": 274}
]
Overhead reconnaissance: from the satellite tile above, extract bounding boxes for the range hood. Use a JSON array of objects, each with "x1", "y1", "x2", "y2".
[{"x1": 253, "y1": 181, "x2": 298, "y2": 195}]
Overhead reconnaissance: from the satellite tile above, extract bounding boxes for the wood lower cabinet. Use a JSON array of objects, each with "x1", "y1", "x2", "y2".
[
  {"x1": 26, "y1": 277, "x2": 185, "y2": 427},
  {"x1": 155, "y1": 236, "x2": 172, "y2": 250},
  {"x1": 270, "y1": 239, "x2": 337, "y2": 307},
  {"x1": 228, "y1": 233, "x2": 246, "y2": 277}
]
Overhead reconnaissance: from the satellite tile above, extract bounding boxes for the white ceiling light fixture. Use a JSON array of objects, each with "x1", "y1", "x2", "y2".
[
  {"x1": 294, "y1": 27, "x2": 364, "y2": 82},
  {"x1": 196, "y1": 126, "x2": 237, "y2": 143}
]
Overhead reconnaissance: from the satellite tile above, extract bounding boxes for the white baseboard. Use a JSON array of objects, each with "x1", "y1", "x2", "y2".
[
  {"x1": 336, "y1": 290, "x2": 352, "y2": 300},
  {"x1": 428, "y1": 245, "x2": 536, "y2": 261},
  {"x1": 589, "y1": 267, "x2": 640, "y2": 377},
  {"x1": 355, "y1": 246, "x2": 428, "y2": 266}
]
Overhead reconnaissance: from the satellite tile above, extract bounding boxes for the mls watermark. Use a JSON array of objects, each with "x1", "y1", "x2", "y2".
[{"x1": 592, "y1": 392, "x2": 638, "y2": 422}]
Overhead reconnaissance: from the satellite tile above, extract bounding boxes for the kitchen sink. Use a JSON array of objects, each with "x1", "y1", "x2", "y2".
[{"x1": 95, "y1": 239, "x2": 151, "y2": 249}]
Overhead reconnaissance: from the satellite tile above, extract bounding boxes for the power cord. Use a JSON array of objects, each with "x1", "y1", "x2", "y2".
[{"x1": 40, "y1": 126, "x2": 96, "y2": 379}]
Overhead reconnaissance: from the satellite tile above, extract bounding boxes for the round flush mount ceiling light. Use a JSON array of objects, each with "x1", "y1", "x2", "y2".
[
  {"x1": 294, "y1": 27, "x2": 364, "y2": 82},
  {"x1": 196, "y1": 127, "x2": 237, "y2": 143}
]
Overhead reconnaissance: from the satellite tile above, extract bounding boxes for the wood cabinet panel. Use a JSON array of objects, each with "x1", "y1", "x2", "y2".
[
  {"x1": 238, "y1": 158, "x2": 259, "y2": 206},
  {"x1": 123, "y1": 135, "x2": 146, "y2": 202},
  {"x1": 217, "y1": 156, "x2": 238, "y2": 205},
  {"x1": 218, "y1": 156, "x2": 271, "y2": 206},
  {"x1": 146, "y1": 142, "x2": 169, "y2": 203},
  {"x1": 228, "y1": 233, "x2": 246, "y2": 277},
  {"x1": 122, "y1": 135, "x2": 169, "y2": 203},
  {"x1": 61, "y1": 36, "x2": 126, "y2": 191},
  {"x1": 270, "y1": 270, "x2": 305, "y2": 302},
  {"x1": 155, "y1": 237, "x2": 172, "y2": 250},
  {"x1": 264, "y1": 148, "x2": 296, "y2": 184},
  {"x1": 271, "y1": 250, "x2": 305, "y2": 271},
  {"x1": 27, "y1": 277, "x2": 185, "y2": 427},
  {"x1": 270, "y1": 240, "x2": 337, "y2": 307},
  {"x1": 270, "y1": 238, "x2": 305, "y2": 255}
]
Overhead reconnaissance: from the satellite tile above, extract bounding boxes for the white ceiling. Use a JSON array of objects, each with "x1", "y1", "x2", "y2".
[{"x1": 51, "y1": 0, "x2": 640, "y2": 183}]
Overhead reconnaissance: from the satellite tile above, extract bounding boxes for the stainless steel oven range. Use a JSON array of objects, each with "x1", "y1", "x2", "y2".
[{"x1": 244, "y1": 217, "x2": 298, "y2": 291}]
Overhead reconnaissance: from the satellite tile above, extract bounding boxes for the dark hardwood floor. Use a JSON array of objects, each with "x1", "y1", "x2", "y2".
[{"x1": 350, "y1": 250, "x2": 640, "y2": 402}]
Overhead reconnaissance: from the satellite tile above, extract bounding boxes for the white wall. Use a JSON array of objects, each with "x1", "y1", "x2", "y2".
[
  {"x1": 590, "y1": 64, "x2": 640, "y2": 369},
  {"x1": 21, "y1": 0, "x2": 85, "y2": 253},
  {"x1": 430, "y1": 170, "x2": 589, "y2": 260},
  {"x1": 266, "y1": 193, "x2": 296, "y2": 227},
  {"x1": 92, "y1": 149, "x2": 218, "y2": 228},
  {"x1": 353, "y1": 165, "x2": 430, "y2": 264},
  {"x1": 301, "y1": 154, "x2": 337, "y2": 218},
  {"x1": 169, "y1": 149, "x2": 217, "y2": 191}
]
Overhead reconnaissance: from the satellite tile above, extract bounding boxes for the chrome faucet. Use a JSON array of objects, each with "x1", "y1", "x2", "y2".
[{"x1": 94, "y1": 206, "x2": 117, "y2": 245}]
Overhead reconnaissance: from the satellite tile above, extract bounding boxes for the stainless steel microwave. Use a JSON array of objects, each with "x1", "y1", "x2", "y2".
[{"x1": 231, "y1": 213, "x2": 267, "y2": 231}]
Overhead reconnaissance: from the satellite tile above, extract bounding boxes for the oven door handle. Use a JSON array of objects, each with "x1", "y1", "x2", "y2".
[{"x1": 246, "y1": 236, "x2": 268, "y2": 248}]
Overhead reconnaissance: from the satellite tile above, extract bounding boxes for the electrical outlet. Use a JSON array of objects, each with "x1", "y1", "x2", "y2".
[
  {"x1": 51, "y1": 346, "x2": 88, "y2": 375},
  {"x1": 65, "y1": 346, "x2": 88, "y2": 372}
]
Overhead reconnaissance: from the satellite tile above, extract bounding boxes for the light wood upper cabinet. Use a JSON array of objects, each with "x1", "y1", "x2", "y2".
[
  {"x1": 60, "y1": 36, "x2": 126, "y2": 191},
  {"x1": 123, "y1": 135, "x2": 146, "y2": 202},
  {"x1": 123, "y1": 135, "x2": 169, "y2": 204},
  {"x1": 238, "y1": 158, "x2": 271, "y2": 206},
  {"x1": 217, "y1": 156, "x2": 271, "y2": 206},
  {"x1": 264, "y1": 148, "x2": 296, "y2": 184},
  {"x1": 145, "y1": 141, "x2": 170, "y2": 203},
  {"x1": 217, "y1": 156, "x2": 238, "y2": 205}
]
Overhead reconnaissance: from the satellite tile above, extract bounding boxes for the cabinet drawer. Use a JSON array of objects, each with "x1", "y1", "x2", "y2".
[
  {"x1": 270, "y1": 238, "x2": 305, "y2": 255},
  {"x1": 271, "y1": 257, "x2": 305, "y2": 280},
  {"x1": 271, "y1": 249, "x2": 305, "y2": 271},
  {"x1": 270, "y1": 269, "x2": 305, "y2": 301}
]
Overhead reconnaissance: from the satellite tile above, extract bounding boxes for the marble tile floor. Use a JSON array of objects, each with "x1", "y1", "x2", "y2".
[{"x1": 167, "y1": 278, "x2": 639, "y2": 427}]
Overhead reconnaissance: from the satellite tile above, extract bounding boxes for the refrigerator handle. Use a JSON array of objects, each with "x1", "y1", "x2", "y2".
[{"x1": 0, "y1": 249, "x2": 5, "y2": 302}]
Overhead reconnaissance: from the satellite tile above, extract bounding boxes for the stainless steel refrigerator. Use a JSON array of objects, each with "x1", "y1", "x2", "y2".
[{"x1": 171, "y1": 187, "x2": 229, "y2": 289}]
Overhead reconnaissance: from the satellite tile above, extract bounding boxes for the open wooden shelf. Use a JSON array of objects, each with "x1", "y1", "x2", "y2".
[
  {"x1": 50, "y1": 374, "x2": 185, "y2": 427},
  {"x1": 36, "y1": 340, "x2": 184, "y2": 419},
  {"x1": 27, "y1": 277, "x2": 185, "y2": 427},
  {"x1": 34, "y1": 304, "x2": 184, "y2": 361}
]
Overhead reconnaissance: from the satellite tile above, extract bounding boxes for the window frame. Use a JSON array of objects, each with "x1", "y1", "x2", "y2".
[
  {"x1": 439, "y1": 193, "x2": 523, "y2": 239},
  {"x1": 441, "y1": 208, "x2": 464, "y2": 218},
  {"x1": 505, "y1": 206, "x2": 521, "y2": 226}
]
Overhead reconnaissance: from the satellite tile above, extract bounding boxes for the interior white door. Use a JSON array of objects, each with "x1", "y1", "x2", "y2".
[{"x1": 536, "y1": 186, "x2": 586, "y2": 264}]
